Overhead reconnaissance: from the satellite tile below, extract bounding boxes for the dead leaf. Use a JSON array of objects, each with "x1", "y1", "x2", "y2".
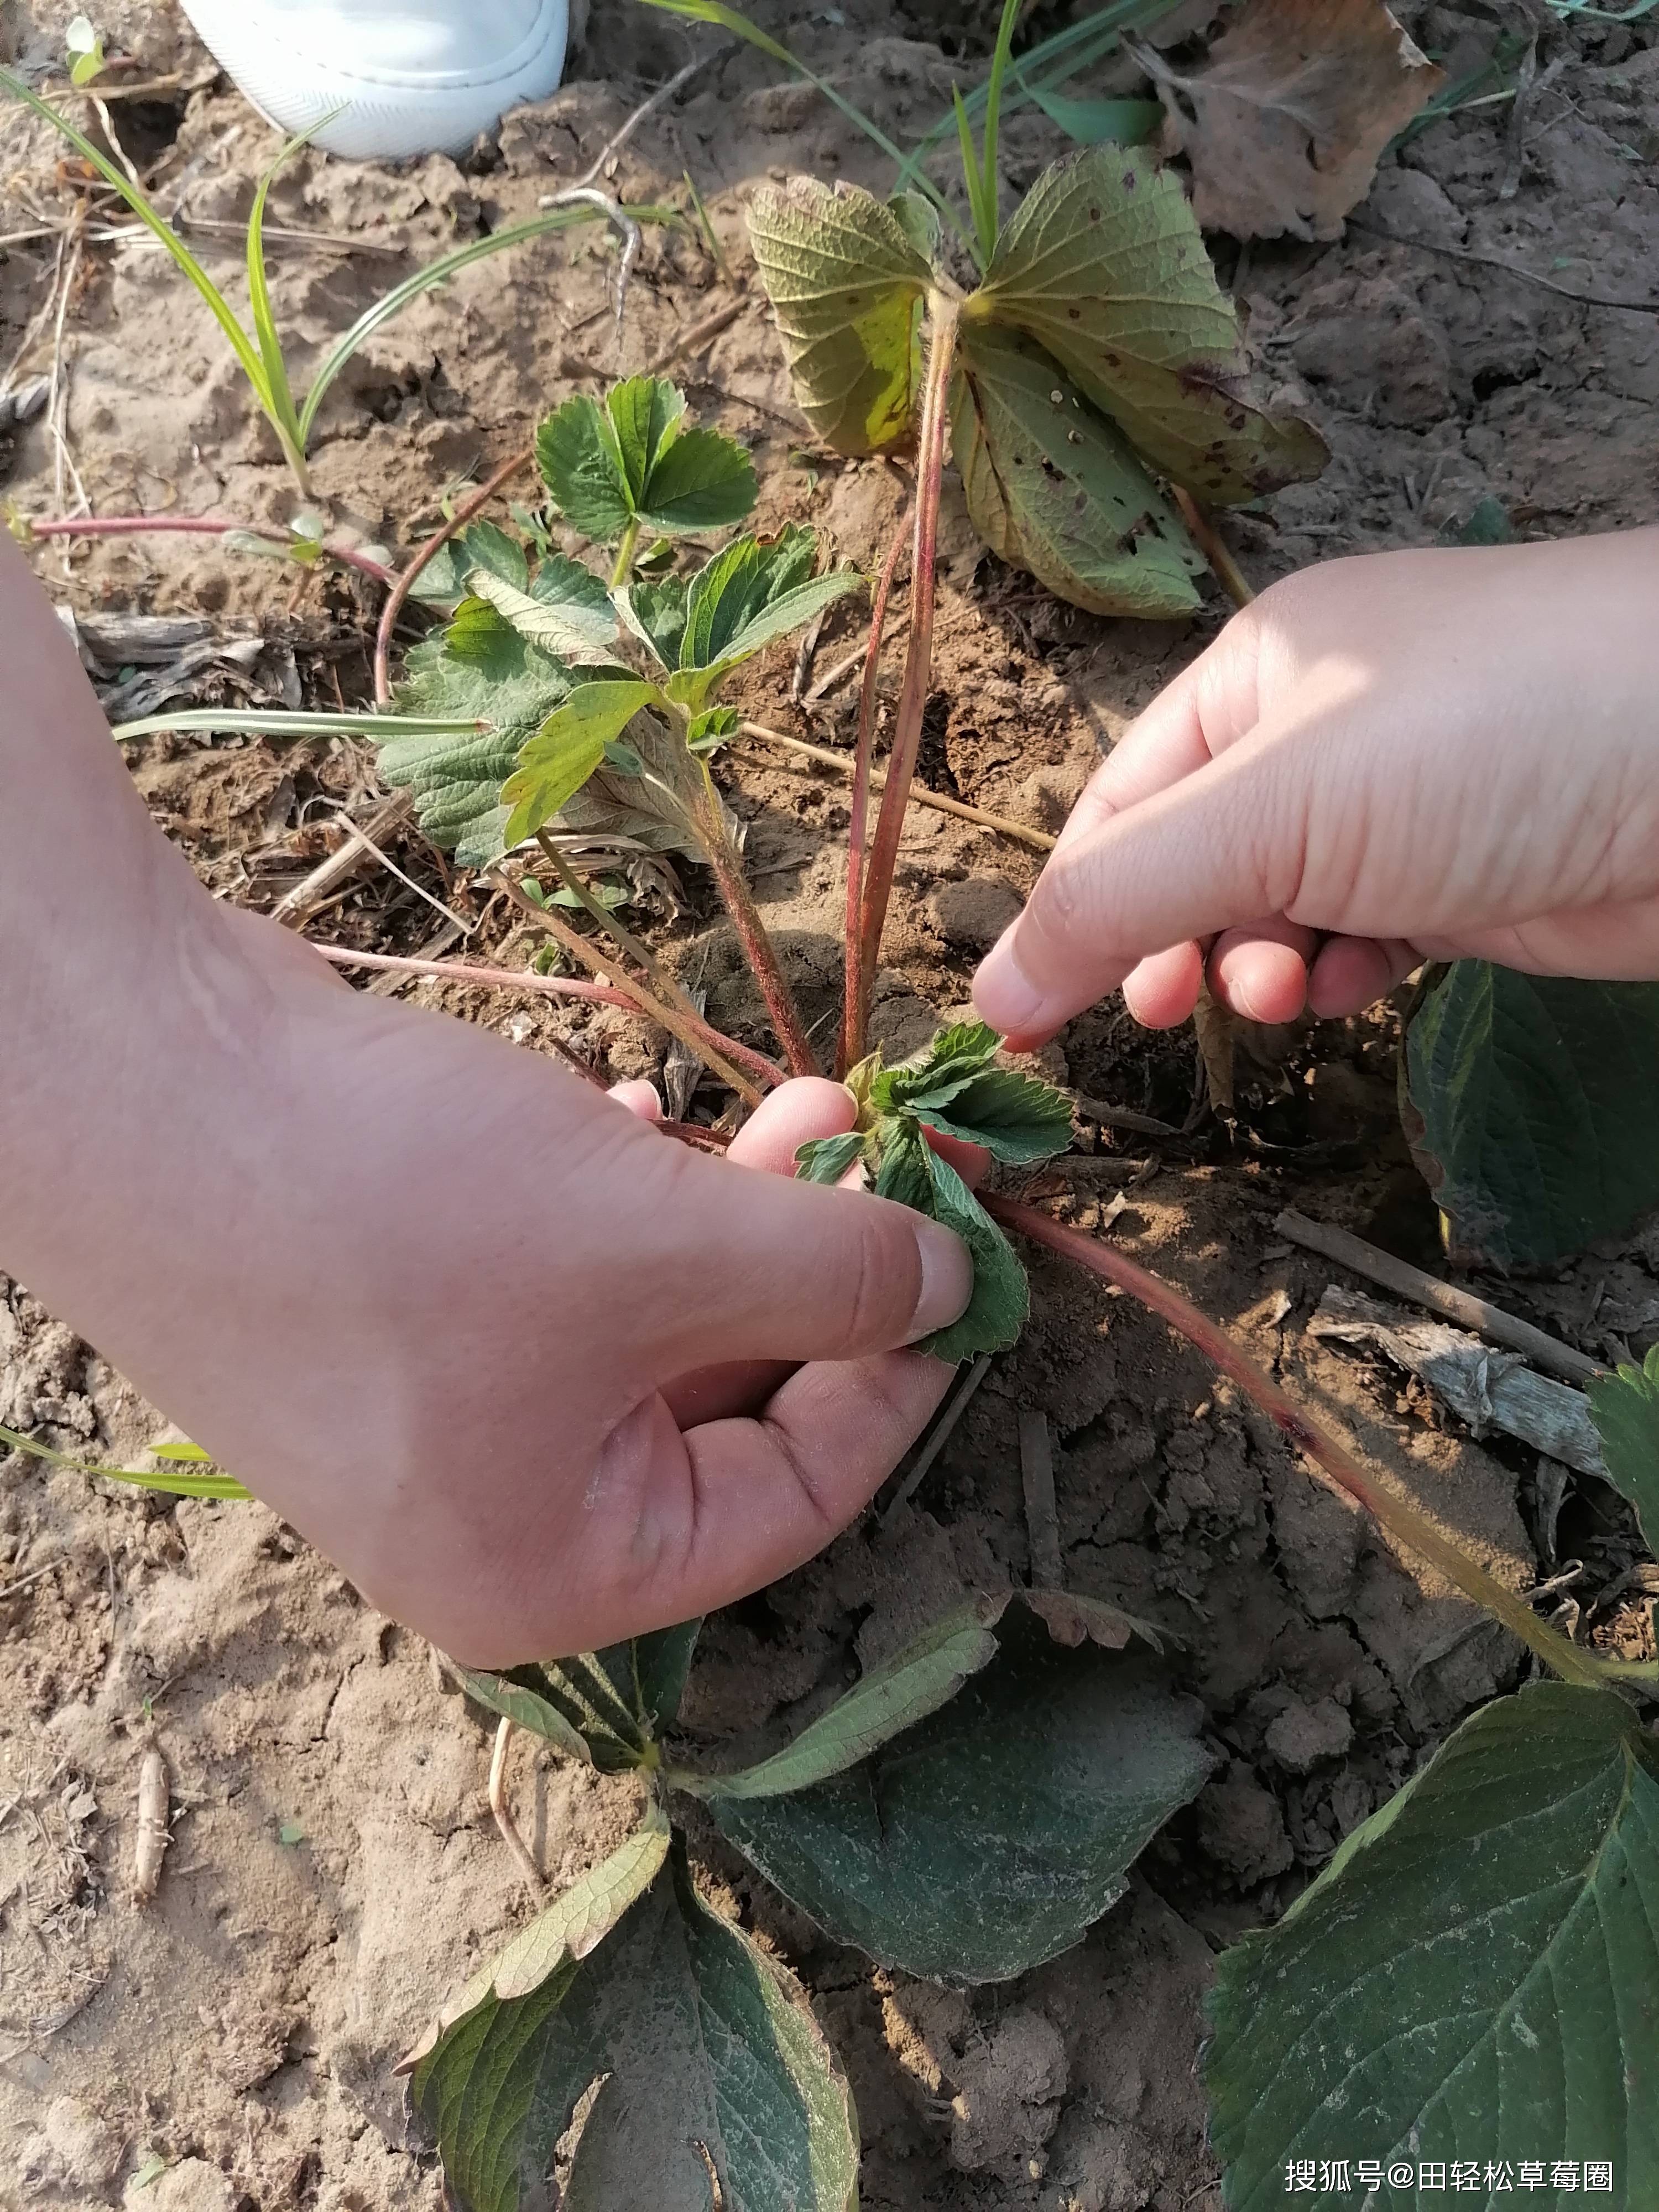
[{"x1": 1136, "y1": 0, "x2": 1444, "y2": 242}]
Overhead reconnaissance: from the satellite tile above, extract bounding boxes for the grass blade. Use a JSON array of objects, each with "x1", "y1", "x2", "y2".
[
  {"x1": 953, "y1": 88, "x2": 991, "y2": 266},
  {"x1": 632, "y1": 0, "x2": 968, "y2": 244},
  {"x1": 0, "y1": 70, "x2": 273, "y2": 421},
  {"x1": 295, "y1": 202, "x2": 677, "y2": 445},
  {"x1": 0, "y1": 1422, "x2": 251, "y2": 1500},
  {"x1": 247, "y1": 124, "x2": 333, "y2": 479},
  {"x1": 978, "y1": 0, "x2": 1024, "y2": 258},
  {"x1": 112, "y1": 709, "x2": 488, "y2": 743}
]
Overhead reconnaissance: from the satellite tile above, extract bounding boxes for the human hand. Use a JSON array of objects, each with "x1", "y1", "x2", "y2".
[{"x1": 972, "y1": 532, "x2": 1659, "y2": 1045}]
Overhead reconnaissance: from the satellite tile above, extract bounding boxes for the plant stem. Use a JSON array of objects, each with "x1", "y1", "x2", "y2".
[
  {"x1": 373, "y1": 446, "x2": 533, "y2": 705},
  {"x1": 989, "y1": 1196, "x2": 1614, "y2": 1692},
  {"x1": 685, "y1": 768, "x2": 820, "y2": 1078},
  {"x1": 312, "y1": 945, "x2": 785, "y2": 1088},
  {"x1": 23, "y1": 512, "x2": 394, "y2": 587},
  {"x1": 610, "y1": 518, "x2": 643, "y2": 589},
  {"x1": 533, "y1": 830, "x2": 706, "y2": 1027},
  {"x1": 1171, "y1": 485, "x2": 1254, "y2": 610},
  {"x1": 852, "y1": 299, "x2": 959, "y2": 1061},
  {"x1": 839, "y1": 508, "x2": 910, "y2": 1077},
  {"x1": 489, "y1": 868, "x2": 768, "y2": 1105}
]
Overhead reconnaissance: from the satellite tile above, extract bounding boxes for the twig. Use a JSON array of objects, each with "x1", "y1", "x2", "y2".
[
  {"x1": 1346, "y1": 215, "x2": 1659, "y2": 312},
  {"x1": 534, "y1": 831, "x2": 702, "y2": 1020},
  {"x1": 990, "y1": 1196, "x2": 1613, "y2": 1690},
  {"x1": 805, "y1": 609, "x2": 910, "y2": 705},
  {"x1": 852, "y1": 304, "x2": 959, "y2": 1062},
  {"x1": 1172, "y1": 486, "x2": 1254, "y2": 610},
  {"x1": 272, "y1": 792, "x2": 410, "y2": 926},
  {"x1": 1274, "y1": 1208, "x2": 1602, "y2": 1385},
  {"x1": 838, "y1": 509, "x2": 909, "y2": 1078},
  {"x1": 487, "y1": 1720, "x2": 545, "y2": 1905},
  {"x1": 0, "y1": 1556, "x2": 61, "y2": 1601},
  {"x1": 1071, "y1": 1091, "x2": 1183, "y2": 1140},
  {"x1": 331, "y1": 809, "x2": 476, "y2": 936},
  {"x1": 373, "y1": 447, "x2": 533, "y2": 705},
  {"x1": 315, "y1": 943, "x2": 784, "y2": 1091},
  {"x1": 490, "y1": 868, "x2": 771, "y2": 1103},
  {"x1": 645, "y1": 296, "x2": 748, "y2": 376},
  {"x1": 1019, "y1": 1407, "x2": 1062, "y2": 1589},
  {"x1": 881, "y1": 1353, "x2": 993, "y2": 1528},
  {"x1": 743, "y1": 719, "x2": 1055, "y2": 857}
]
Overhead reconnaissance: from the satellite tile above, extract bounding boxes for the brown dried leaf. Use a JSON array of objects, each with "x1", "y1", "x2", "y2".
[{"x1": 1140, "y1": 0, "x2": 1444, "y2": 242}]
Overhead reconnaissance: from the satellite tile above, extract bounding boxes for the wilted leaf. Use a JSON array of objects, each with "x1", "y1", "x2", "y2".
[
  {"x1": 536, "y1": 376, "x2": 757, "y2": 542},
  {"x1": 969, "y1": 144, "x2": 1327, "y2": 502},
  {"x1": 1141, "y1": 0, "x2": 1444, "y2": 243},
  {"x1": 466, "y1": 556, "x2": 619, "y2": 661},
  {"x1": 1207, "y1": 1683, "x2": 1659, "y2": 2206},
  {"x1": 748, "y1": 176, "x2": 933, "y2": 454},
  {"x1": 413, "y1": 1844, "x2": 858, "y2": 2212},
  {"x1": 954, "y1": 324, "x2": 1199, "y2": 614},
  {"x1": 555, "y1": 707, "x2": 719, "y2": 861},
  {"x1": 704, "y1": 1597, "x2": 1212, "y2": 1984},
  {"x1": 388, "y1": 622, "x2": 573, "y2": 864},
  {"x1": 684, "y1": 1599, "x2": 1003, "y2": 1799},
  {"x1": 503, "y1": 680, "x2": 663, "y2": 848},
  {"x1": 1405, "y1": 964, "x2": 1659, "y2": 1269},
  {"x1": 1589, "y1": 1346, "x2": 1659, "y2": 1557}
]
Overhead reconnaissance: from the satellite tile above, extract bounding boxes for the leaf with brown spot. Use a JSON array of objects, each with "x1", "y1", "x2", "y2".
[
  {"x1": 950, "y1": 320, "x2": 1204, "y2": 618},
  {"x1": 1137, "y1": 0, "x2": 1444, "y2": 242},
  {"x1": 968, "y1": 143, "x2": 1326, "y2": 502}
]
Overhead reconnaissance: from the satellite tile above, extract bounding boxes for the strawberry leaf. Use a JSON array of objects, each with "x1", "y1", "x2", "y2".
[{"x1": 502, "y1": 679, "x2": 663, "y2": 848}]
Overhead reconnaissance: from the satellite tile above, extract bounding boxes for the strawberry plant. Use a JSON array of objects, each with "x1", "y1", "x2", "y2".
[{"x1": 407, "y1": 1593, "x2": 1212, "y2": 2210}]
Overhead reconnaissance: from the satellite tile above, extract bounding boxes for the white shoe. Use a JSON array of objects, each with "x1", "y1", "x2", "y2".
[{"x1": 176, "y1": 0, "x2": 570, "y2": 160}]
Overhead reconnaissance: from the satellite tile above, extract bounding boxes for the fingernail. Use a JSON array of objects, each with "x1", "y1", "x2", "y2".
[
  {"x1": 905, "y1": 1217, "x2": 975, "y2": 1344},
  {"x1": 973, "y1": 929, "x2": 1049, "y2": 1039}
]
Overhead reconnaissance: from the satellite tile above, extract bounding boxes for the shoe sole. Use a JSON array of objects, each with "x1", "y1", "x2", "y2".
[{"x1": 178, "y1": 0, "x2": 569, "y2": 159}]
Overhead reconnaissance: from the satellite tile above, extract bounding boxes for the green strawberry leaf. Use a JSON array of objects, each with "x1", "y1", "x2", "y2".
[
  {"x1": 1406, "y1": 964, "x2": 1659, "y2": 1268},
  {"x1": 465, "y1": 555, "x2": 619, "y2": 661},
  {"x1": 747, "y1": 176, "x2": 933, "y2": 454},
  {"x1": 453, "y1": 1664, "x2": 595, "y2": 1764},
  {"x1": 969, "y1": 144, "x2": 1327, "y2": 503},
  {"x1": 1588, "y1": 1345, "x2": 1659, "y2": 1556},
  {"x1": 794, "y1": 1131, "x2": 869, "y2": 1187},
  {"x1": 387, "y1": 618, "x2": 573, "y2": 864},
  {"x1": 911, "y1": 1064, "x2": 1076, "y2": 1165},
  {"x1": 618, "y1": 572, "x2": 690, "y2": 669},
  {"x1": 877, "y1": 1017, "x2": 1003, "y2": 1110},
  {"x1": 1207, "y1": 1682, "x2": 1659, "y2": 2207},
  {"x1": 686, "y1": 703, "x2": 742, "y2": 756},
  {"x1": 668, "y1": 525, "x2": 862, "y2": 707},
  {"x1": 411, "y1": 1831, "x2": 858, "y2": 2212},
  {"x1": 502, "y1": 679, "x2": 663, "y2": 848},
  {"x1": 952, "y1": 321, "x2": 1203, "y2": 618},
  {"x1": 702, "y1": 1595, "x2": 1211, "y2": 1985},
  {"x1": 536, "y1": 377, "x2": 757, "y2": 544},
  {"x1": 680, "y1": 1598, "x2": 1003, "y2": 1800},
  {"x1": 916, "y1": 1150, "x2": 1030, "y2": 1363},
  {"x1": 587, "y1": 1620, "x2": 703, "y2": 1736},
  {"x1": 409, "y1": 519, "x2": 529, "y2": 606}
]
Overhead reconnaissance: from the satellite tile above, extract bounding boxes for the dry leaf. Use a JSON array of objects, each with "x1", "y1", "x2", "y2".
[{"x1": 1138, "y1": 0, "x2": 1444, "y2": 242}]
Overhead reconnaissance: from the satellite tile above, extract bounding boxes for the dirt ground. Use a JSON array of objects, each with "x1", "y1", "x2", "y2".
[{"x1": 4, "y1": 1, "x2": 1659, "y2": 2206}]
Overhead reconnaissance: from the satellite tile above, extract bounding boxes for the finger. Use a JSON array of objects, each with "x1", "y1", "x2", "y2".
[
  {"x1": 725, "y1": 1075, "x2": 857, "y2": 1173},
  {"x1": 1207, "y1": 918, "x2": 1322, "y2": 1024},
  {"x1": 609, "y1": 1079, "x2": 663, "y2": 1122},
  {"x1": 630, "y1": 1352, "x2": 953, "y2": 1642},
  {"x1": 973, "y1": 726, "x2": 1308, "y2": 1048},
  {"x1": 1048, "y1": 608, "x2": 1267, "y2": 863},
  {"x1": 1121, "y1": 941, "x2": 1206, "y2": 1028},
  {"x1": 1307, "y1": 935, "x2": 1419, "y2": 1018},
  {"x1": 643, "y1": 1139, "x2": 973, "y2": 1371}
]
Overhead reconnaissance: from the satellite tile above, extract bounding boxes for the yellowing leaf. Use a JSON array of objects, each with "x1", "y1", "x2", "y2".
[
  {"x1": 968, "y1": 144, "x2": 1326, "y2": 503},
  {"x1": 748, "y1": 178, "x2": 932, "y2": 455},
  {"x1": 1139, "y1": 0, "x2": 1444, "y2": 243},
  {"x1": 951, "y1": 322, "x2": 1203, "y2": 618},
  {"x1": 502, "y1": 679, "x2": 661, "y2": 847}
]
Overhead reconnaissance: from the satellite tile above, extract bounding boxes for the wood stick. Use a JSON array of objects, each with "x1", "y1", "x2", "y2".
[
  {"x1": 1019, "y1": 1407, "x2": 1062, "y2": 1590},
  {"x1": 740, "y1": 721, "x2": 1056, "y2": 854},
  {"x1": 1275, "y1": 1209, "x2": 1602, "y2": 1385}
]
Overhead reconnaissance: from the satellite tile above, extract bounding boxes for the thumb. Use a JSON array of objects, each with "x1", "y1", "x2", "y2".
[
  {"x1": 973, "y1": 727, "x2": 1308, "y2": 1046},
  {"x1": 663, "y1": 1144, "x2": 975, "y2": 1369}
]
